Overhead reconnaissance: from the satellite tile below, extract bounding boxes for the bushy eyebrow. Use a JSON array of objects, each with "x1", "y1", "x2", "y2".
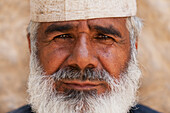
[
  {"x1": 93, "y1": 25, "x2": 122, "y2": 38},
  {"x1": 45, "y1": 23, "x2": 122, "y2": 38},
  {"x1": 45, "y1": 24, "x2": 73, "y2": 35}
]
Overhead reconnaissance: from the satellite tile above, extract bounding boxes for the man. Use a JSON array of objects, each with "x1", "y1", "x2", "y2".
[{"x1": 10, "y1": 0, "x2": 159, "y2": 113}]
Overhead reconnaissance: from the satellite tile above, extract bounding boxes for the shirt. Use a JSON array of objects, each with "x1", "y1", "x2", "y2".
[{"x1": 9, "y1": 104, "x2": 160, "y2": 113}]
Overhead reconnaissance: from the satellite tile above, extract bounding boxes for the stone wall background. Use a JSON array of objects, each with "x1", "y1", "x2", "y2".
[{"x1": 0, "y1": 0, "x2": 169, "y2": 113}]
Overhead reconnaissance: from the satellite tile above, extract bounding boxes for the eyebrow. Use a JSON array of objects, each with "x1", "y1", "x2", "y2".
[
  {"x1": 93, "y1": 25, "x2": 122, "y2": 38},
  {"x1": 45, "y1": 24, "x2": 73, "y2": 35}
]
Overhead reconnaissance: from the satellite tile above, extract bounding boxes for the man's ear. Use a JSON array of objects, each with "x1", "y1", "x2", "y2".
[
  {"x1": 27, "y1": 33, "x2": 31, "y2": 53},
  {"x1": 135, "y1": 38, "x2": 138, "y2": 50}
]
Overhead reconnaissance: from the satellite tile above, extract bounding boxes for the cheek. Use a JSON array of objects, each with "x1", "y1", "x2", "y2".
[
  {"x1": 97, "y1": 46, "x2": 130, "y2": 78},
  {"x1": 38, "y1": 45, "x2": 71, "y2": 75}
]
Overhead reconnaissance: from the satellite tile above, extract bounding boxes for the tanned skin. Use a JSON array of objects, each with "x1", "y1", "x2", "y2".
[{"x1": 27, "y1": 17, "x2": 137, "y2": 94}]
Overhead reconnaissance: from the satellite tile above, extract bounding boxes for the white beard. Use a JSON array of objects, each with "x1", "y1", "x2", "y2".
[{"x1": 27, "y1": 46, "x2": 141, "y2": 113}]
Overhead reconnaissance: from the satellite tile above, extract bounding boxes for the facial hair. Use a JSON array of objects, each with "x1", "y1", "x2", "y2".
[{"x1": 28, "y1": 47, "x2": 141, "y2": 113}]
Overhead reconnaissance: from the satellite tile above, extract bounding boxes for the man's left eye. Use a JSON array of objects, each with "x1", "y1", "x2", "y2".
[
  {"x1": 94, "y1": 34, "x2": 116, "y2": 45},
  {"x1": 97, "y1": 34, "x2": 112, "y2": 40}
]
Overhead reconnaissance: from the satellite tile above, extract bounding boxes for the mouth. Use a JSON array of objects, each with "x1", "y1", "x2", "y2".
[{"x1": 60, "y1": 80, "x2": 104, "y2": 90}]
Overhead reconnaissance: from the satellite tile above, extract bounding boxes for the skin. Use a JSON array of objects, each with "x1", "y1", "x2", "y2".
[{"x1": 28, "y1": 17, "x2": 134, "y2": 94}]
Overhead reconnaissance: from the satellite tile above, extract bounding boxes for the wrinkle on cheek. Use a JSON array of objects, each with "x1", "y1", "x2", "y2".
[
  {"x1": 97, "y1": 45, "x2": 129, "y2": 78},
  {"x1": 38, "y1": 46, "x2": 71, "y2": 75},
  {"x1": 97, "y1": 46, "x2": 115, "y2": 72}
]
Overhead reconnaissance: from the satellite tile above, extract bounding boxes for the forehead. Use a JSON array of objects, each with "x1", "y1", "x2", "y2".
[{"x1": 39, "y1": 17, "x2": 128, "y2": 32}]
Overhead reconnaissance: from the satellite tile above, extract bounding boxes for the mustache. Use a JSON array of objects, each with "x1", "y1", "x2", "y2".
[{"x1": 50, "y1": 66, "x2": 113, "y2": 82}]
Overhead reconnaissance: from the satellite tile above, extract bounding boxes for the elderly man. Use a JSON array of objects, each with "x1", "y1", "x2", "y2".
[{"x1": 10, "y1": 0, "x2": 159, "y2": 113}]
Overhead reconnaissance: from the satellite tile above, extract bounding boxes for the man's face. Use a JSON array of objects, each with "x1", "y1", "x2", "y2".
[
  {"x1": 28, "y1": 17, "x2": 141, "y2": 113},
  {"x1": 36, "y1": 17, "x2": 131, "y2": 94}
]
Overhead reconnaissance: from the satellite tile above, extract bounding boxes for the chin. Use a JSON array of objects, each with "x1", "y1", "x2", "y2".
[{"x1": 28, "y1": 48, "x2": 141, "y2": 113}]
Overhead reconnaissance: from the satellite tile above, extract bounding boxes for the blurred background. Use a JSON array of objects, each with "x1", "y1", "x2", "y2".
[{"x1": 0, "y1": 0, "x2": 170, "y2": 113}]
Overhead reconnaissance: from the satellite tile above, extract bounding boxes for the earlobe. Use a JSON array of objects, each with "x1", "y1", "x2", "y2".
[
  {"x1": 135, "y1": 38, "x2": 138, "y2": 50},
  {"x1": 27, "y1": 33, "x2": 31, "y2": 53}
]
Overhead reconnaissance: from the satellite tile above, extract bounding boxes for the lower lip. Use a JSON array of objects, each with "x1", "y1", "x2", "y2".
[{"x1": 63, "y1": 83, "x2": 98, "y2": 90}]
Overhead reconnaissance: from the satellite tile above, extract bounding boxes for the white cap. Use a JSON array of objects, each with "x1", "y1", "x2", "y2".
[{"x1": 30, "y1": 0, "x2": 137, "y2": 22}]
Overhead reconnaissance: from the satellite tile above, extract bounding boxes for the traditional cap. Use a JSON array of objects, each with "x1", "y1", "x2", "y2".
[{"x1": 30, "y1": 0, "x2": 137, "y2": 22}]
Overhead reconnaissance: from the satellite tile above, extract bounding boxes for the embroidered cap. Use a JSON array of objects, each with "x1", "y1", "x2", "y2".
[{"x1": 30, "y1": 0, "x2": 137, "y2": 22}]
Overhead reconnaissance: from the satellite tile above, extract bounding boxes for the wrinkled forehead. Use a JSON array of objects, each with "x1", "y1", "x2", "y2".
[{"x1": 38, "y1": 17, "x2": 129, "y2": 34}]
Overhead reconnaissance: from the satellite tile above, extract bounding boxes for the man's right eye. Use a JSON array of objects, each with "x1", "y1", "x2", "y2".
[{"x1": 53, "y1": 34, "x2": 72, "y2": 40}]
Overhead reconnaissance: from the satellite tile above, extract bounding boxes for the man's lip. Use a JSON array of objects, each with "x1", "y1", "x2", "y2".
[{"x1": 61, "y1": 80, "x2": 103, "y2": 90}]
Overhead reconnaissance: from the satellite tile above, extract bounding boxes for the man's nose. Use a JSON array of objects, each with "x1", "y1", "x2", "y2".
[{"x1": 67, "y1": 33, "x2": 98, "y2": 70}]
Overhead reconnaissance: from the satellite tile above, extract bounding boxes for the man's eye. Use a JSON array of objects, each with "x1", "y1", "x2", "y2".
[
  {"x1": 53, "y1": 34, "x2": 72, "y2": 40},
  {"x1": 95, "y1": 34, "x2": 115, "y2": 40},
  {"x1": 96, "y1": 34, "x2": 112, "y2": 40},
  {"x1": 94, "y1": 34, "x2": 116, "y2": 44}
]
